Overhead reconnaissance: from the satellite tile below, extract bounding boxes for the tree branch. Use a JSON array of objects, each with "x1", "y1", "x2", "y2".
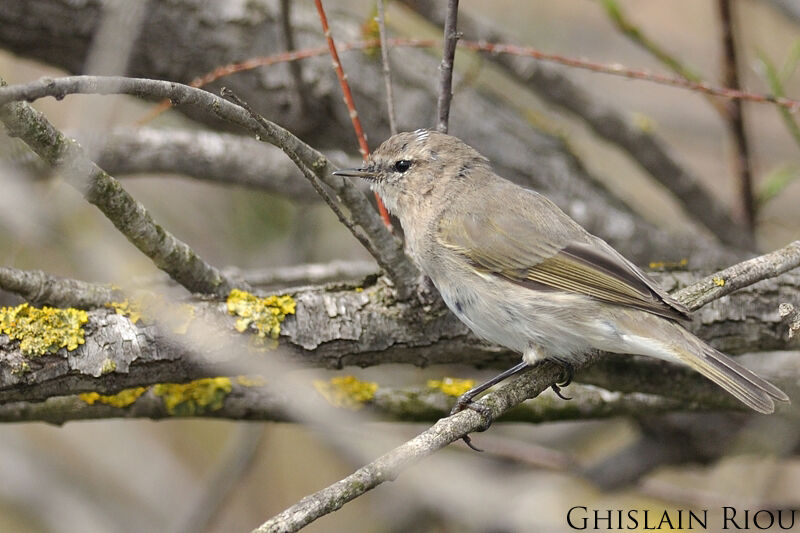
[
  {"x1": 401, "y1": 1, "x2": 753, "y2": 250},
  {"x1": 0, "y1": 75, "x2": 419, "y2": 300},
  {"x1": 435, "y1": 0, "x2": 459, "y2": 133},
  {"x1": 0, "y1": 82, "x2": 239, "y2": 297},
  {"x1": 252, "y1": 243, "x2": 800, "y2": 532}
]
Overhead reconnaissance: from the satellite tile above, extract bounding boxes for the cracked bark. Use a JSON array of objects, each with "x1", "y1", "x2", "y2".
[{"x1": 1, "y1": 270, "x2": 798, "y2": 404}]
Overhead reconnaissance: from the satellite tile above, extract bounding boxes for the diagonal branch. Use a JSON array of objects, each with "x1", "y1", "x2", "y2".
[
  {"x1": 313, "y1": 0, "x2": 393, "y2": 228},
  {"x1": 0, "y1": 81, "x2": 239, "y2": 297},
  {"x1": 0, "y1": 75, "x2": 419, "y2": 300},
  {"x1": 253, "y1": 241, "x2": 800, "y2": 532}
]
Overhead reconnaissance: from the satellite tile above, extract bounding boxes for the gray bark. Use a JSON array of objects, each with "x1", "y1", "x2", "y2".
[{"x1": 1, "y1": 270, "x2": 798, "y2": 404}]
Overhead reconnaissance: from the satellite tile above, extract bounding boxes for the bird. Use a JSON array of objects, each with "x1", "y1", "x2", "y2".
[{"x1": 333, "y1": 129, "x2": 789, "y2": 425}]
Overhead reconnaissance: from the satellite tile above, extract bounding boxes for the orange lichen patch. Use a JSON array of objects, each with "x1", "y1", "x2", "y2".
[{"x1": 0, "y1": 303, "x2": 88, "y2": 356}]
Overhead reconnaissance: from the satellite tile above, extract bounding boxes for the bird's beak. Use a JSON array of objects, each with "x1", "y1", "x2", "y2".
[{"x1": 332, "y1": 167, "x2": 374, "y2": 180}]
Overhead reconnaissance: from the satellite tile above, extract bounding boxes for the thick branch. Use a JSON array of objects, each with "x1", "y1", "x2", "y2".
[
  {"x1": 0, "y1": 382, "x2": 713, "y2": 425},
  {"x1": 2, "y1": 247, "x2": 799, "y2": 404}
]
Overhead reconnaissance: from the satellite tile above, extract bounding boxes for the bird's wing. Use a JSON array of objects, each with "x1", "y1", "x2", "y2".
[{"x1": 437, "y1": 189, "x2": 690, "y2": 321}]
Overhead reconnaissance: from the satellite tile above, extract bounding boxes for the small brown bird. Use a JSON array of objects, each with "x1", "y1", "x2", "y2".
[{"x1": 335, "y1": 130, "x2": 789, "y2": 417}]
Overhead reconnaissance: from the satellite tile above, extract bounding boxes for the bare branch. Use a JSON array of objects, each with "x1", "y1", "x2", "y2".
[
  {"x1": 278, "y1": 0, "x2": 309, "y2": 118},
  {"x1": 2, "y1": 253, "x2": 798, "y2": 405},
  {"x1": 0, "y1": 82, "x2": 239, "y2": 297},
  {"x1": 718, "y1": 0, "x2": 756, "y2": 232},
  {"x1": 247, "y1": 246, "x2": 800, "y2": 531},
  {"x1": 0, "y1": 75, "x2": 419, "y2": 300},
  {"x1": 377, "y1": 0, "x2": 398, "y2": 135},
  {"x1": 0, "y1": 381, "x2": 719, "y2": 425},
  {"x1": 674, "y1": 239, "x2": 800, "y2": 309},
  {"x1": 435, "y1": 0, "x2": 460, "y2": 133},
  {"x1": 402, "y1": 3, "x2": 753, "y2": 249},
  {"x1": 313, "y1": 0, "x2": 393, "y2": 227},
  {"x1": 0, "y1": 267, "x2": 119, "y2": 309}
]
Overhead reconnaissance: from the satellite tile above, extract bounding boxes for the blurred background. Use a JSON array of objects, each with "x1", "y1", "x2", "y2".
[{"x1": 1, "y1": 0, "x2": 799, "y2": 531}]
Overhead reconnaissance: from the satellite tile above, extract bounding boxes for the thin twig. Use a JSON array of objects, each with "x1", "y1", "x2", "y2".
[
  {"x1": 254, "y1": 242, "x2": 800, "y2": 532},
  {"x1": 0, "y1": 80, "x2": 240, "y2": 297},
  {"x1": 0, "y1": 75, "x2": 419, "y2": 299},
  {"x1": 313, "y1": 0, "x2": 393, "y2": 228},
  {"x1": 674, "y1": 239, "x2": 800, "y2": 309},
  {"x1": 376, "y1": 0, "x2": 398, "y2": 135},
  {"x1": 718, "y1": 0, "x2": 756, "y2": 232},
  {"x1": 601, "y1": 0, "x2": 728, "y2": 117},
  {"x1": 134, "y1": 38, "x2": 800, "y2": 125},
  {"x1": 221, "y1": 87, "x2": 413, "y2": 294},
  {"x1": 279, "y1": 0, "x2": 309, "y2": 116},
  {"x1": 436, "y1": 0, "x2": 460, "y2": 133}
]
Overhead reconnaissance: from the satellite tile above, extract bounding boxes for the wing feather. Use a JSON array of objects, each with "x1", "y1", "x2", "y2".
[{"x1": 437, "y1": 187, "x2": 689, "y2": 321}]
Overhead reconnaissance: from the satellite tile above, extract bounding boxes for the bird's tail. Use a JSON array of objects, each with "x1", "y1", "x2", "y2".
[{"x1": 665, "y1": 325, "x2": 789, "y2": 414}]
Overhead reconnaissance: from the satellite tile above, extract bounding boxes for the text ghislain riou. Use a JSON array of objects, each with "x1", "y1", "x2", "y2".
[{"x1": 567, "y1": 506, "x2": 797, "y2": 530}]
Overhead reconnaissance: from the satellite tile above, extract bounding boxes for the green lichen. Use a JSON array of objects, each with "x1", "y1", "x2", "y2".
[
  {"x1": 314, "y1": 376, "x2": 378, "y2": 410},
  {"x1": 79, "y1": 387, "x2": 148, "y2": 408},
  {"x1": 226, "y1": 289, "x2": 296, "y2": 347},
  {"x1": 0, "y1": 303, "x2": 88, "y2": 356},
  {"x1": 153, "y1": 377, "x2": 232, "y2": 416},
  {"x1": 427, "y1": 377, "x2": 475, "y2": 397}
]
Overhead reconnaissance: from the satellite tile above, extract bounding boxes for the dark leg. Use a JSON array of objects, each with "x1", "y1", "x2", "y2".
[
  {"x1": 450, "y1": 361, "x2": 530, "y2": 452},
  {"x1": 550, "y1": 359, "x2": 575, "y2": 401}
]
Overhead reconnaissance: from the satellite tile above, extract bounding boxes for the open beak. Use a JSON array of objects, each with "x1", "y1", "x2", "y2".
[{"x1": 332, "y1": 167, "x2": 374, "y2": 180}]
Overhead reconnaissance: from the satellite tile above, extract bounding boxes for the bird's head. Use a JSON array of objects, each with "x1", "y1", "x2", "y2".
[{"x1": 333, "y1": 129, "x2": 490, "y2": 219}]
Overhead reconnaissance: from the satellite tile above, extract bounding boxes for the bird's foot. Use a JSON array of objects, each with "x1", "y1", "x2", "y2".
[
  {"x1": 450, "y1": 393, "x2": 493, "y2": 452},
  {"x1": 550, "y1": 360, "x2": 575, "y2": 400}
]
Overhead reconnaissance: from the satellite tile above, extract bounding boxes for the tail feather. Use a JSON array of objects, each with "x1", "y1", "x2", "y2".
[{"x1": 671, "y1": 327, "x2": 789, "y2": 414}]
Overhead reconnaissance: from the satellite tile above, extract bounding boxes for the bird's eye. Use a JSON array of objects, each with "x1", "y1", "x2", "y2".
[{"x1": 393, "y1": 160, "x2": 411, "y2": 173}]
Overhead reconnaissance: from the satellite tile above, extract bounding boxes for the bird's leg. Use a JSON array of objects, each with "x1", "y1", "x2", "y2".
[
  {"x1": 450, "y1": 361, "x2": 530, "y2": 451},
  {"x1": 550, "y1": 357, "x2": 575, "y2": 401}
]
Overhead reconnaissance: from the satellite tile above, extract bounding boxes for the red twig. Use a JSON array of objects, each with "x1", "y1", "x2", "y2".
[
  {"x1": 139, "y1": 38, "x2": 800, "y2": 127},
  {"x1": 313, "y1": 0, "x2": 392, "y2": 228}
]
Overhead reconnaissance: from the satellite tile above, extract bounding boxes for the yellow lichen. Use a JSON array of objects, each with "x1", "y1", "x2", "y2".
[
  {"x1": 713, "y1": 276, "x2": 726, "y2": 287},
  {"x1": 226, "y1": 289, "x2": 296, "y2": 347},
  {"x1": 79, "y1": 386, "x2": 148, "y2": 408},
  {"x1": 427, "y1": 377, "x2": 476, "y2": 397},
  {"x1": 648, "y1": 258, "x2": 689, "y2": 270},
  {"x1": 314, "y1": 376, "x2": 377, "y2": 410},
  {"x1": 632, "y1": 112, "x2": 655, "y2": 132},
  {"x1": 100, "y1": 359, "x2": 117, "y2": 374},
  {"x1": 153, "y1": 377, "x2": 232, "y2": 416},
  {"x1": 236, "y1": 375, "x2": 267, "y2": 387},
  {"x1": 0, "y1": 303, "x2": 88, "y2": 356},
  {"x1": 108, "y1": 298, "x2": 143, "y2": 324}
]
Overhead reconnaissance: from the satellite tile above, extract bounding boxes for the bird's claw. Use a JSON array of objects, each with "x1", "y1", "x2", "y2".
[{"x1": 450, "y1": 393, "x2": 493, "y2": 452}]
